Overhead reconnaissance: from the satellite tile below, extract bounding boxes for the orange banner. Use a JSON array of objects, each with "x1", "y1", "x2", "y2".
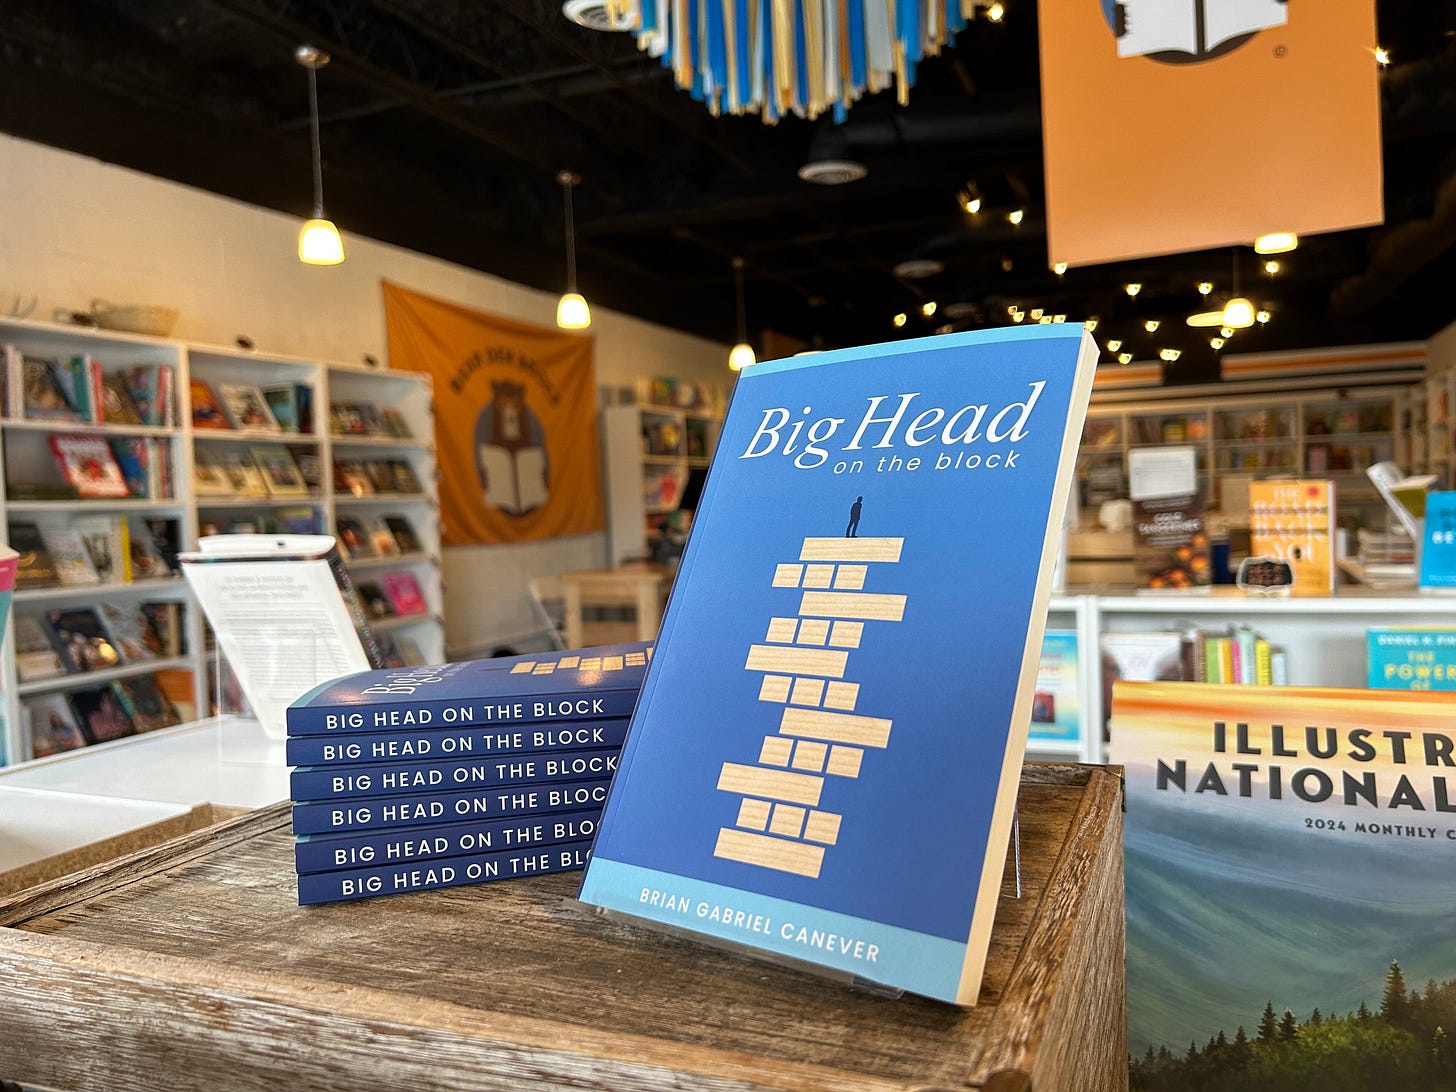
[
  {"x1": 382, "y1": 281, "x2": 603, "y2": 545},
  {"x1": 1039, "y1": 0, "x2": 1382, "y2": 267}
]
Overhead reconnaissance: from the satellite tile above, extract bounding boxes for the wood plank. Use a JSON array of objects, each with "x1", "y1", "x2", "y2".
[{"x1": 0, "y1": 765, "x2": 1125, "y2": 1092}]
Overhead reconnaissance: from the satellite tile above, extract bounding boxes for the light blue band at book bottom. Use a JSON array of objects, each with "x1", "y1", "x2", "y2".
[{"x1": 583, "y1": 859, "x2": 964, "y2": 999}]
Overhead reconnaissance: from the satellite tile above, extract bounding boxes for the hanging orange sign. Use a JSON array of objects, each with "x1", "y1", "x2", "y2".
[
  {"x1": 1039, "y1": 0, "x2": 1383, "y2": 267},
  {"x1": 382, "y1": 280, "x2": 604, "y2": 545}
]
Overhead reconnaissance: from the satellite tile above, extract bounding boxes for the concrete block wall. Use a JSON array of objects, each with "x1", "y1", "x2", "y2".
[{"x1": 0, "y1": 134, "x2": 731, "y2": 657}]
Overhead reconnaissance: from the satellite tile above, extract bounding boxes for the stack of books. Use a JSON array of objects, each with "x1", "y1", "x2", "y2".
[{"x1": 285, "y1": 642, "x2": 651, "y2": 905}]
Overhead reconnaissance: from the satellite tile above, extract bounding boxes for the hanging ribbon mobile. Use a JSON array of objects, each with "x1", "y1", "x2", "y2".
[{"x1": 602, "y1": 1, "x2": 980, "y2": 122}]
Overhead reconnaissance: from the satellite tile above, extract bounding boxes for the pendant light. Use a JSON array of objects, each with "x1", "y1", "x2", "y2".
[
  {"x1": 728, "y1": 256, "x2": 755, "y2": 371},
  {"x1": 295, "y1": 45, "x2": 344, "y2": 265},
  {"x1": 555, "y1": 171, "x2": 591, "y2": 330}
]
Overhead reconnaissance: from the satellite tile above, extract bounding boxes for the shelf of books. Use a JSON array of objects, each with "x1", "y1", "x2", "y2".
[
  {"x1": 1080, "y1": 383, "x2": 1411, "y2": 517},
  {"x1": 0, "y1": 318, "x2": 444, "y2": 766},
  {"x1": 601, "y1": 396, "x2": 723, "y2": 567}
]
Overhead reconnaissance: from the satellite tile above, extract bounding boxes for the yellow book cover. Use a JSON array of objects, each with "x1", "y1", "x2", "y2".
[{"x1": 1249, "y1": 479, "x2": 1336, "y2": 596}]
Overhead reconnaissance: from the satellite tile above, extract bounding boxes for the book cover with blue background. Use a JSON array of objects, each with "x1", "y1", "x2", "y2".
[
  {"x1": 1368, "y1": 627, "x2": 1456, "y2": 691},
  {"x1": 1420, "y1": 490, "x2": 1456, "y2": 591},
  {"x1": 578, "y1": 325, "x2": 1097, "y2": 1005},
  {"x1": 1030, "y1": 630, "x2": 1082, "y2": 747},
  {"x1": 287, "y1": 643, "x2": 651, "y2": 735}
]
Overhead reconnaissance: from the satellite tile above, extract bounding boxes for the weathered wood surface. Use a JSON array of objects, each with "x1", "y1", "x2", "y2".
[
  {"x1": 0, "y1": 763, "x2": 1125, "y2": 1092},
  {"x1": 0, "y1": 803, "x2": 244, "y2": 898}
]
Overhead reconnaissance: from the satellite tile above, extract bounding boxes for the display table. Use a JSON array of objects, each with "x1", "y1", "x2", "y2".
[
  {"x1": 559, "y1": 563, "x2": 674, "y2": 648},
  {"x1": 0, "y1": 763, "x2": 1125, "y2": 1092},
  {"x1": 0, "y1": 717, "x2": 287, "y2": 895}
]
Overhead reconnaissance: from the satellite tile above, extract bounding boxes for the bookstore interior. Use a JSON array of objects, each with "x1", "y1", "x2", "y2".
[{"x1": 4, "y1": 2, "x2": 1456, "y2": 1090}]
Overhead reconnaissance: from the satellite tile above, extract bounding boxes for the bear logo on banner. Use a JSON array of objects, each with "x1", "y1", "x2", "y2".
[
  {"x1": 475, "y1": 379, "x2": 550, "y2": 516},
  {"x1": 1105, "y1": 0, "x2": 1288, "y2": 63}
]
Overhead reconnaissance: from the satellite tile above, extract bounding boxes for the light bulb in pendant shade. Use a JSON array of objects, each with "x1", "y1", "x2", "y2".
[
  {"x1": 893, "y1": 312, "x2": 908, "y2": 327},
  {"x1": 556, "y1": 171, "x2": 590, "y2": 329},
  {"x1": 298, "y1": 218, "x2": 344, "y2": 265},
  {"x1": 1197, "y1": 281, "x2": 1214, "y2": 296},
  {"x1": 1263, "y1": 260, "x2": 1281, "y2": 276},
  {"x1": 1144, "y1": 319, "x2": 1160, "y2": 333},
  {"x1": 1220, "y1": 326, "x2": 1235, "y2": 339},
  {"x1": 921, "y1": 300, "x2": 937, "y2": 317},
  {"x1": 1125, "y1": 282, "x2": 1141, "y2": 297},
  {"x1": 1159, "y1": 348, "x2": 1181, "y2": 362},
  {"x1": 556, "y1": 292, "x2": 591, "y2": 329},
  {"x1": 1254, "y1": 232, "x2": 1299, "y2": 254},
  {"x1": 1257, "y1": 309, "x2": 1272, "y2": 324},
  {"x1": 1210, "y1": 337, "x2": 1225, "y2": 350},
  {"x1": 1007, "y1": 208, "x2": 1024, "y2": 226},
  {"x1": 1118, "y1": 352, "x2": 1133, "y2": 364},
  {"x1": 1085, "y1": 316, "x2": 1099, "y2": 332},
  {"x1": 1222, "y1": 296, "x2": 1256, "y2": 328},
  {"x1": 728, "y1": 342, "x2": 756, "y2": 372},
  {"x1": 1029, "y1": 308, "x2": 1044, "y2": 321},
  {"x1": 985, "y1": 1, "x2": 1005, "y2": 22},
  {"x1": 1052, "y1": 262, "x2": 1068, "y2": 276},
  {"x1": 1106, "y1": 339, "x2": 1122, "y2": 352},
  {"x1": 296, "y1": 45, "x2": 344, "y2": 266}
]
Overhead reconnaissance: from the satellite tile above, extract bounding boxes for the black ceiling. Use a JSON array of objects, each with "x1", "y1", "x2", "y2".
[{"x1": 1, "y1": 0, "x2": 1455, "y2": 382}]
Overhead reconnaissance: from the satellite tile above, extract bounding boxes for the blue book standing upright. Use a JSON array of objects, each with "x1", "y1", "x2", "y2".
[
  {"x1": 578, "y1": 324, "x2": 1098, "y2": 1006},
  {"x1": 1419, "y1": 490, "x2": 1456, "y2": 591}
]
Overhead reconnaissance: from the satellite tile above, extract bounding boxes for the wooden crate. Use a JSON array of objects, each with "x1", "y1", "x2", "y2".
[{"x1": 0, "y1": 763, "x2": 1125, "y2": 1092}]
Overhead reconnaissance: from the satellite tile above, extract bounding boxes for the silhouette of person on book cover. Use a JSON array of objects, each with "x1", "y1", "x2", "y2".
[{"x1": 846, "y1": 496, "x2": 862, "y2": 538}]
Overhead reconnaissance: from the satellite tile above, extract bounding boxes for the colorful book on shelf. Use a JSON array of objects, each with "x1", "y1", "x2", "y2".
[
  {"x1": 124, "y1": 363, "x2": 173, "y2": 426},
  {"x1": 9, "y1": 522, "x2": 59, "y2": 590},
  {"x1": 356, "y1": 581, "x2": 394, "y2": 620},
  {"x1": 1112, "y1": 682, "x2": 1456, "y2": 1085},
  {"x1": 382, "y1": 408, "x2": 413, "y2": 439},
  {"x1": 381, "y1": 571, "x2": 427, "y2": 616},
  {"x1": 263, "y1": 383, "x2": 304, "y2": 433},
  {"x1": 58, "y1": 354, "x2": 101, "y2": 423},
  {"x1": 1366, "y1": 627, "x2": 1456, "y2": 691},
  {"x1": 215, "y1": 449, "x2": 270, "y2": 497},
  {"x1": 1131, "y1": 492, "x2": 1210, "y2": 591},
  {"x1": 14, "y1": 613, "x2": 66, "y2": 682},
  {"x1": 577, "y1": 324, "x2": 1098, "y2": 1006},
  {"x1": 66, "y1": 683, "x2": 136, "y2": 744},
  {"x1": 382, "y1": 515, "x2": 422, "y2": 554},
  {"x1": 366, "y1": 518, "x2": 401, "y2": 557},
  {"x1": 125, "y1": 517, "x2": 175, "y2": 580},
  {"x1": 19, "y1": 354, "x2": 84, "y2": 421},
  {"x1": 70, "y1": 514, "x2": 129, "y2": 583},
  {"x1": 0, "y1": 544, "x2": 15, "y2": 658},
  {"x1": 45, "y1": 605, "x2": 122, "y2": 673},
  {"x1": 1248, "y1": 479, "x2": 1336, "y2": 596},
  {"x1": 114, "y1": 673, "x2": 183, "y2": 733},
  {"x1": 335, "y1": 516, "x2": 375, "y2": 560},
  {"x1": 97, "y1": 600, "x2": 162, "y2": 663},
  {"x1": 218, "y1": 382, "x2": 281, "y2": 431},
  {"x1": 192, "y1": 451, "x2": 236, "y2": 496},
  {"x1": 249, "y1": 443, "x2": 309, "y2": 497},
  {"x1": 44, "y1": 527, "x2": 102, "y2": 586},
  {"x1": 99, "y1": 373, "x2": 143, "y2": 425},
  {"x1": 1418, "y1": 490, "x2": 1456, "y2": 591},
  {"x1": 26, "y1": 694, "x2": 89, "y2": 758},
  {"x1": 190, "y1": 378, "x2": 232, "y2": 429},
  {"x1": 1030, "y1": 630, "x2": 1081, "y2": 747},
  {"x1": 139, "y1": 601, "x2": 184, "y2": 657},
  {"x1": 286, "y1": 642, "x2": 654, "y2": 736},
  {"x1": 107, "y1": 437, "x2": 154, "y2": 499},
  {"x1": 48, "y1": 434, "x2": 131, "y2": 498}
]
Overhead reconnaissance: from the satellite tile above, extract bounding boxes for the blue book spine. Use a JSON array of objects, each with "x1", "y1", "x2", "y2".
[
  {"x1": 290, "y1": 748, "x2": 619, "y2": 802},
  {"x1": 284, "y1": 717, "x2": 629, "y2": 767},
  {"x1": 297, "y1": 840, "x2": 593, "y2": 905},
  {"x1": 294, "y1": 808, "x2": 603, "y2": 874},
  {"x1": 290, "y1": 777, "x2": 611, "y2": 835},
  {"x1": 287, "y1": 688, "x2": 641, "y2": 736},
  {"x1": 287, "y1": 642, "x2": 652, "y2": 736}
]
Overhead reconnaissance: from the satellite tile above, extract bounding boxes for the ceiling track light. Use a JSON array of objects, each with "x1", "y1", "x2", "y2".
[
  {"x1": 296, "y1": 45, "x2": 344, "y2": 266},
  {"x1": 1125, "y1": 282, "x2": 1142, "y2": 297},
  {"x1": 556, "y1": 171, "x2": 591, "y2": 329}
]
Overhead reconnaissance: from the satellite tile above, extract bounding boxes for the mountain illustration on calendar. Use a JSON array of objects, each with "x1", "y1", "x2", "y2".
[
  {"x1": 578, "y1": 323, "x2": 1098, "y2": 1006},
  {"x1": 1108, "y1": 0, "x2": 1288, "y2": 62}
]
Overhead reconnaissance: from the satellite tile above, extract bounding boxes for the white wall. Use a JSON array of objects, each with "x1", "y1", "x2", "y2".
[{"x1": 0, "y1": 134, "x2": 731, "y2": 656}]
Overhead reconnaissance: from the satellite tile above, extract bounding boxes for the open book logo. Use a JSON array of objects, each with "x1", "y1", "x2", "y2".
[
  {"x1": 475, "y1": 379, "x2": 550, "y2": 516},
  {"x1": 1105, "y1": 0, "x2": 1288, "y2": 64}
]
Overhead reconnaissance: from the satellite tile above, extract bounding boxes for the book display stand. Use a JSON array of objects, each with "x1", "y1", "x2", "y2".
[{"x1": 179, "y1": 534, "x2": 382, "y2": 739}]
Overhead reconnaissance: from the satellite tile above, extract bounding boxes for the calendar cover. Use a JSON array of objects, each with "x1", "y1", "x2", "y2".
[{"x1": 578, "y1": 324, "x2": 1097, "y2": 1005}]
